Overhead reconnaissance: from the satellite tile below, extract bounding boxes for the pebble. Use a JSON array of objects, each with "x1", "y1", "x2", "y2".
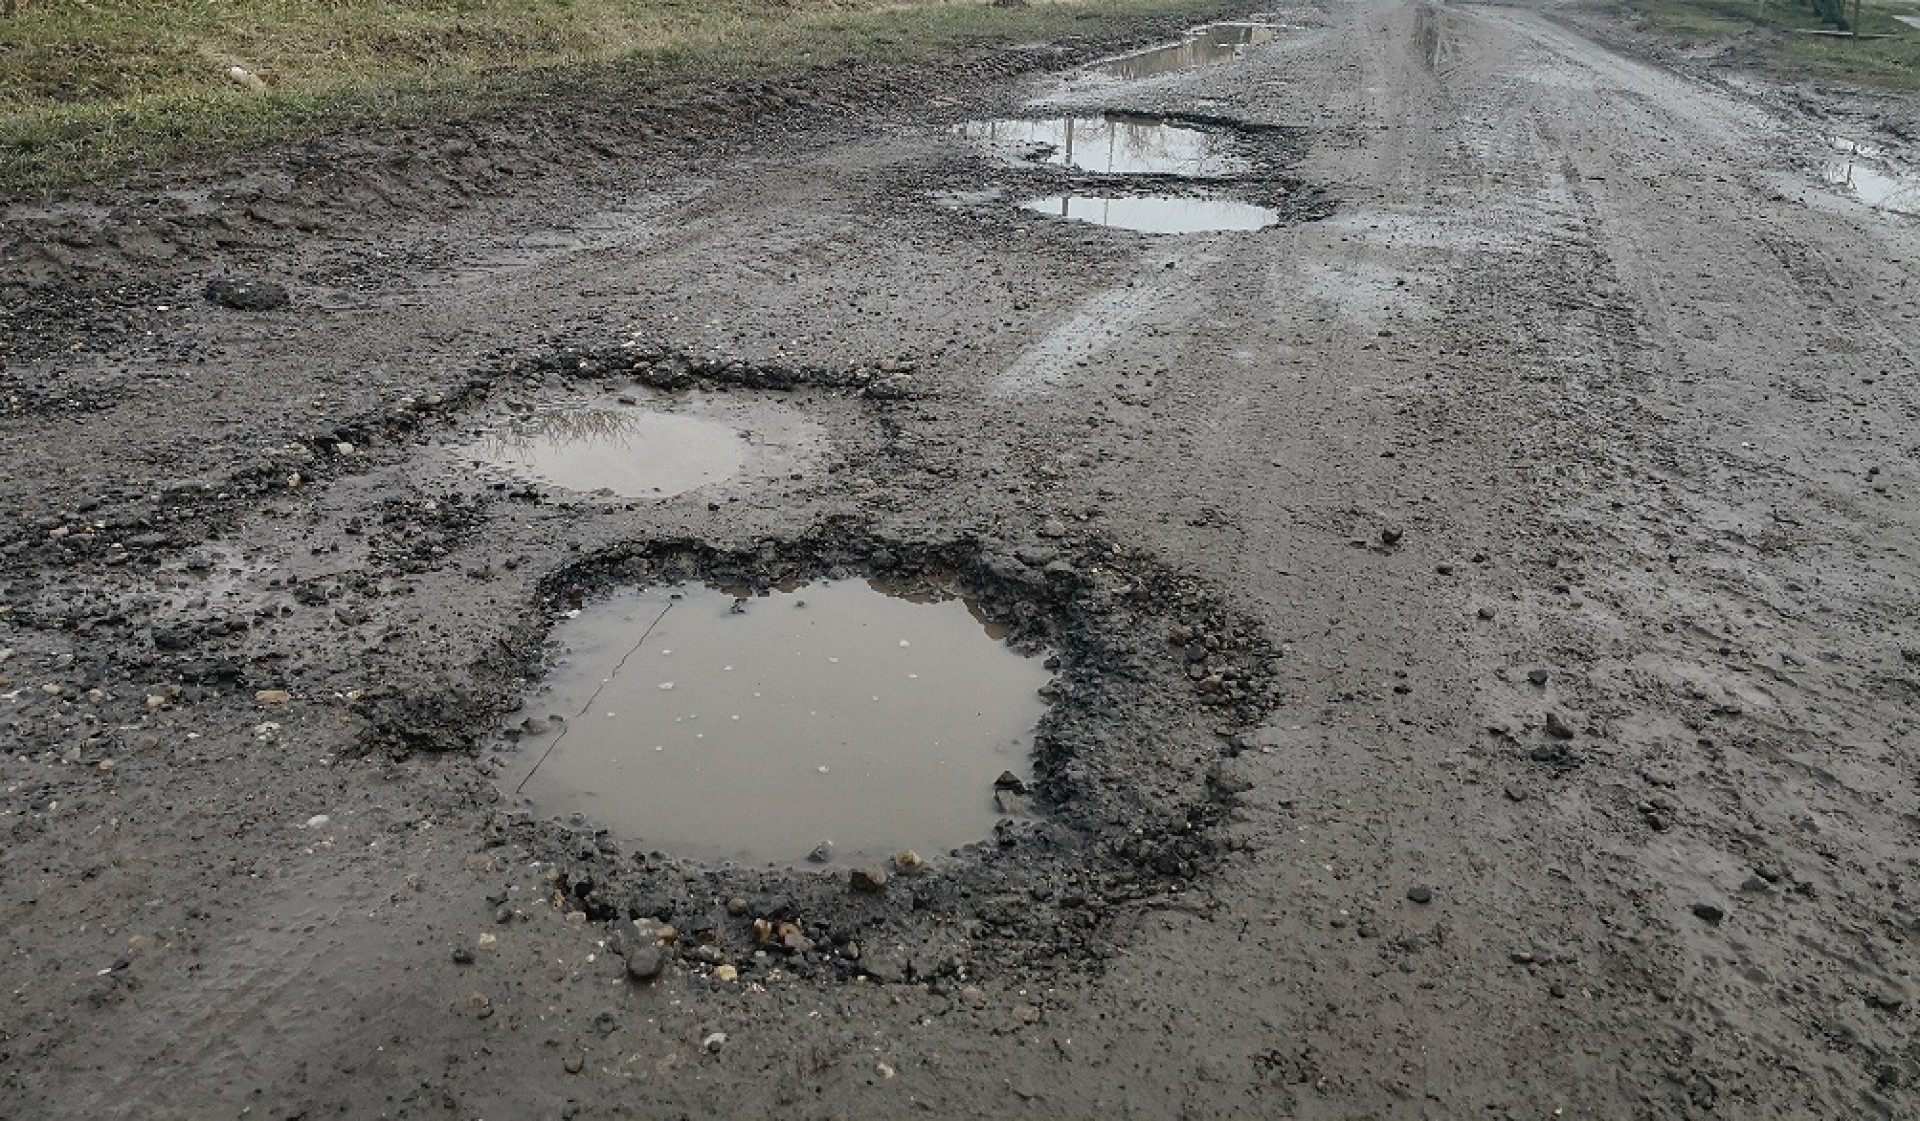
[
  {"x1": 893, "y1": 850, "x2": 925, "y2": 874},
  {"x1": 714, "y1": 964, "x2": 739, "y2": 982},
  {"x1": 564, "y1": 1053, "x2": 585, "y2": 1074},
  {"x1": 1407, "y1": 885, "x2": 1434, "y2": 905},
  {"x1": 703, "y1": 1031, "x2": 728, "y2": 1053},
  {"x1": 1543, "y1": 712, "x2": 1576, "y2": 739},
  {"x1": 850, "y1": 867, "x2": 889, "y2": 894},
  {"x1": 1692, "y1": 902, "x2": 1725, "y2": 925},
  {"x1": 1526, "y1": 669, "x2": 1549, "y2": 686},
  {"x1": 1380, "y1": 527, "x2": 1404, "y2": 545},
  {"x1": 452, "y1": 948, "x2": 475, "y2": 965},
  {"x1": 626, "y1": 945, "x2": 665, "y2": 981},
  {"x1": 255, "y1": 689, "x2": 293, "y2": 705},
  {"x1": 807, "y1": 840, "x2": 834, "y2": 864},
  {"x1": 1477, "y1": 607, "x2": 1496, "y2": 620}
]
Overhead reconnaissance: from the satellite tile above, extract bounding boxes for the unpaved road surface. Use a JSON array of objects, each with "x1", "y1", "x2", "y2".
[{"x1": 4, "y1": 1, "x2": 1920, "y2": 1117}]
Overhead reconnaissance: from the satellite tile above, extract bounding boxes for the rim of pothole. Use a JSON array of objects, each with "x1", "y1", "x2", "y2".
[{"x1": 364, "y1": 521, "x2": 1281, "y2": 987}]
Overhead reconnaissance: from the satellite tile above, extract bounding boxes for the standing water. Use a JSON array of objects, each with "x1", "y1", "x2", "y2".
[{"x1": 499, "y1": 581, "x2": 1053, "y2": 865}]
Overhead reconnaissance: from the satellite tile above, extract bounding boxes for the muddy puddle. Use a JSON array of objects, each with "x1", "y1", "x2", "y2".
[
  {"x1": 456, "y1": 392, "x2": 819, "y2": 498},
  {"x1": 1088, "y1": 23, "x2": 1281, "y2": 81},
  {"x1": 498, "y1": 581, "x2": 1052, "y2": 866},
  {"x1": 1824, "y1": 137, "x2": 1920, "y2": 215},
  {"x1": 956, "y1": 114, "x2": 1246, "y2": 177},
  {"x1": 1024, "y1": 193, "x2": 1279, "y2": 233}
]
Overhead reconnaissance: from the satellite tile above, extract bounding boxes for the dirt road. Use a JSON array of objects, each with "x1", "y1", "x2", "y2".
[{"x1": 4, "y1": 1, "x2": 1918, "y2": 1117}]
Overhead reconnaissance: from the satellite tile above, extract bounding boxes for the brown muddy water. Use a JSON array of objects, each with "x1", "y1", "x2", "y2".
[
  {"x1": 498, "y1": 581, "x2": 1053, "y2": 866},
  {"x1": 1088, "y1": 23, "x2": 1281, "y2": 81},
  {"x1": 1024, "y1": 193, "x2": 1279, "y2": 232},
  {"x1": 456, "y1": 393, "x2": 820, "y2": 498},
  {"x1": 955, "y1": 114, "x2": 1247, "y2": 177}
]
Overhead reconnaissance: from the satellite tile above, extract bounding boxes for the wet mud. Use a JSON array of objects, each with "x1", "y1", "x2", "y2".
[{"x1": 7, "y1": 0, "x2": 1920, "y2": 1117}]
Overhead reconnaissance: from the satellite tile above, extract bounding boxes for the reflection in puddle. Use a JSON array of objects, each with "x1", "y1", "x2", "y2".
[
  {"x1": 460, "y1": 394, "x2": 816, "y2": 498},
  {"x1": 1090, "y1": 23, "x2": 1280, "y2": 81},
  {"x1": 500, "y1": 581, "x2": 1052, "y2": 865},
  {"x1": 1824, "y1": 137, "x2": 1920, "y2": 215},
  {"x1": 1024, "y1": 194, "x2": 1279, "y2": 233},
  {"x1": 956, "y1": 114, "x2": 1245, "y2": 177}
]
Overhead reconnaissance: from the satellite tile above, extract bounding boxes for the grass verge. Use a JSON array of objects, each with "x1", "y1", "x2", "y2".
[
  {"x1": 0, "y1": 0, "x2": 1227, "y2": 197},
  {"x1": 1630, "y1": 0, "x2": 1920, "y2": 90}
]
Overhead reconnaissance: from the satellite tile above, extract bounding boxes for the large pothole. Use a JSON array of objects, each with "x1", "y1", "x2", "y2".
[
  {"x1": 446, "y1": 525, "x2": 1281, "y2": 987},
  {"x1": 497, "y1": 578, "x2": 1051, "y2": 866}
]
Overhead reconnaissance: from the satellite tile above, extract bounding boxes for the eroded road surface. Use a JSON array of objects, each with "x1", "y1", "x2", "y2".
[{"x1": 4, "y1": 0, "x2": 1919, "y2": 1117}]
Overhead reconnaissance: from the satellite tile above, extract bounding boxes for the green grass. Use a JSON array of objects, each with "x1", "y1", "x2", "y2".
[
  {"x1": 1632, "y1": 0, "x2": 1920, "y2": 89},
  {"x1": 0, "y1": 0, "x2": 1227, "y2": 196}
]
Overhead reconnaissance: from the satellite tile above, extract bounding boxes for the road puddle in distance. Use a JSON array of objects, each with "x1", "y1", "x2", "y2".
[
  {"x1": 1090, "y1": 23, "x2": 1280, "y2": 81},
  {"x1": 459, "y1": 393, "x2": 817, "y2": 499},
  {"x1": 1824, "y1": 137, "x2": 1920, "y2": 215},
  {"x1": 499, "y1": 581, "x2": 1052, "y2": 866},
  {"x1": 956, "y1": 114, "x2": 1246, "y2": 177},
  {"x1": 1024, "y1": 193, "x2": 1279, "y2": 233}
]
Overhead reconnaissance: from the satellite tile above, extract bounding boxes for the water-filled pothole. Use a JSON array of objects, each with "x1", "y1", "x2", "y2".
[
  {"x1": 1089, "y1": 22, "x2": 1280, "y2": 81},
  {"x1": 457, "y1": 393, "x2": 819, "y2": 498},
  {"x1": 955, "y1": 113, "x2": 1247, "y2": 177},
  {"x1": 499, "y1": 580, "x2": 1052, "y2": 866},
  {"x1": 1824, "y1": 137, "x2": 1920, "y2": 215},
  {"x1": 1023, "y1": 193, "x2": 1280, "y2": 233}
]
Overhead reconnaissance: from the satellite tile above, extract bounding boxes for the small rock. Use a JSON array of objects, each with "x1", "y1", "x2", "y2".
[
  {"x1": 255, "y1": 689, "x2": 292, "y2": 705},
  {"x1": 960, "y1": 985, "x2": 987, "y2": 1008},
  {"x1": 1477, "y1": 607, "x2": 1496, "y2": 620},
  {"x1": 1380, "y1": 526, "x2": 1403, "y2": 546},
  {"x1": 564, "y1": 1053, "x2": 585, "y2": 1074},
  {"x1": 994, "y1": 789, "x2": 1030, "y2": 816},
  {"x1": 850, "y1": 867, "x2": 889, "y2": 894},
  {"x1": 1526, "y1": 669, "x2": 1548, "y2": 686},
  {"x1": 1407, "y1": 885, "x2": 1434, "y2": 905},
  {"x1": 807, "y1": 840, "x2": 834, "y2": 864},
  {"x1": 713, "y1": 964, "x2": 739, "y2": 982},
  {"x1": 993, "y1": 771, "x2": 1027, "y2": 794},
  {"x1": 1038, "y1": 518, "x2": 1069, "y2": 539},
  {"x1": 1503, "y1": 785, "x2": 1527, "y2": 802},
  {"x1": 205, "y1": 277, "x2": 290, "y2": 311},
  {"x1": 625, "y1": 946, "x2": 665, "y2": 982},
  {"x1": 1543, "y1": 712, "x2": 1576, "y2": 739},
  {"x1": 892, "y1": 850, "x2": 925, "y2": 874},
  {"x1": 452, "y1": 948, "x2": 475, "y2": 965},
  {"x1": 463, "y1": 991, "x2": 493, "y2": 1019},
  {"x1": 703, "y1": 1031, "x2": 727, "y2": 1053},
  {"x1": 1692, "y1": 902, "x2": 1725, "y2": 925}
]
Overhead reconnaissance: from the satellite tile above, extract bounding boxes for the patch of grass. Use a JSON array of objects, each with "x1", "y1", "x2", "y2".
[
  {"x1": 0, "y1": 0, "x2": 1228, "y2": 196},
  {"x1": 1632, "y1": 0, "x2": 1920, "y2": 90}
]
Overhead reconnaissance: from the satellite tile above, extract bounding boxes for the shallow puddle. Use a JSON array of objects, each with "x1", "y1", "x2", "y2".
[
  {"x1": 956, "y1": 114, "x2": 1245, "y2": 177},
  {"x1": 1023, "y1": 193, "x2": 1279, "y2": 233},
  {"x1": 459, "y1": 393, "x2": 817, "y2": 498},
  {"x1": 1823, "y1": 138, "x2": 1920, "y2": 216},
  {"x1": 499, "y1": 581, "x2": 1052, "y2": 866},
  {"x1": 1090, "y1": 23, "x2": 1280, "y2": 81}
]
